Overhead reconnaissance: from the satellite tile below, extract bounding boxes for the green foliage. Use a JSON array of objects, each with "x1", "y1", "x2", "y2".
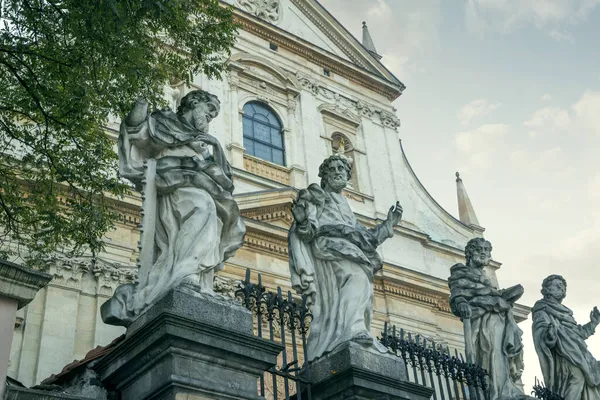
[{"x1": 0, "y1": 0, "x2": 238, "y2": 263}]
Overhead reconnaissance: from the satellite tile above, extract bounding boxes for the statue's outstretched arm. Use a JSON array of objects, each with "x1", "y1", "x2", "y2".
[{"x1": 368, "y1": 201, "x2": 403, "y2": 245}]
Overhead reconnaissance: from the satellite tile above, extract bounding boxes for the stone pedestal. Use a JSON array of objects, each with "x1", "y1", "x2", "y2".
[
  {"x1": 0, "y1": 260, "x2": 52, "y2": 398},
  {"x1": 305, "y1": 342, "x2": 433, "y2": 400},
  {"x1": 94, "y1": 286, "x2": 283, "y2": 400}
]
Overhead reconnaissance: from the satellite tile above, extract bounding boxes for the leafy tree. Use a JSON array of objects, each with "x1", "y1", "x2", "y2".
[{"x1": 0, "y1": 0, "x2": 237, "y2": 263}]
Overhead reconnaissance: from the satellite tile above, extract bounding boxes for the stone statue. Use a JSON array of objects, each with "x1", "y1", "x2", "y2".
[
  {"x1": 101, "y1": 90, "x2": 246, "y2": 326},
  {"x1": 288, "y1": 153, "x2": 402, "y2": 361},
  {"x1": 532, "y1": 275, "x2": 600, "y2": 400},
  {"x1": 449, "y1": 238, "x2": 527, "y2": 400}
]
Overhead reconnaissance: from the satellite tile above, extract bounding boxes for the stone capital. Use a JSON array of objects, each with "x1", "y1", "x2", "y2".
[{"x1": 0, "y1": 259, "x2": 52, "y2": 309}]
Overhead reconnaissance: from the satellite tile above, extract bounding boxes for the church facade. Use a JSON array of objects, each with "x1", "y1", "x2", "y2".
[{"x1": 7, "y1": 0, "x2": 528, "y2": 388}]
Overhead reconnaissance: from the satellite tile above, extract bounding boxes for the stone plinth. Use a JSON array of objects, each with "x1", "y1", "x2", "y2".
[
  {"x1": 4, "y1": 386, "x2": 92, "y2": 400},
  {"x1": 0, "y1": 260, "x2": 52, "y2": 398},
  {"x1": 94, "y1": 286, "x2": 284, "y2": 400},
  {"x1": 305, "y1": 342, "x2": 433, "y2": 400}
]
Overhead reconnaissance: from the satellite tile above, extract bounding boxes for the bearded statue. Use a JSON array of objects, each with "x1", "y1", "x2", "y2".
[{"x1": 102, "y1": 90, "x2": 245, "y2": 326}]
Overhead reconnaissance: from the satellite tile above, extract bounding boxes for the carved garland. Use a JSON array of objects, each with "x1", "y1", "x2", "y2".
[
  {"x1": 40, "y1": 254, "x2": 137, "y2": 294},
  {"x1": 236, "y1": 0, "x2": 281, "y2": 24},
  {"x1": 296, "y1": 72, "x2": 401, "y2": 129}
]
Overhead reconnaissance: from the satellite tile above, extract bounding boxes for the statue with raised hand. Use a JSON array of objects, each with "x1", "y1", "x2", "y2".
[
  {"x1": 449, "y1": 238, "x2": 527, "y2": 400},
  {"x1": 289, "y1": 153, "x2": 402, "y2": 361},
  {"x1": 532, "y1": 275, "x2": 600, "y2": 400}
]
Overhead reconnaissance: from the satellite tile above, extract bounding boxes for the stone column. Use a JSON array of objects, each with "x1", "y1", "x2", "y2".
[
  {"x1": 301, "y1": 342, "x2": 433, "y2": 400},
  {"x1": 0, "y1": 259, "x2": 52, "y2": 397},
  {"x1": 286, "y1": 95, "x2": 307, "y2": 187},
  {"x1": 95, "y1": 286, "x2": 283, "y2": 399},
  {"x1": 227, "y1": 70, "x2": 245, "y2": 169}
]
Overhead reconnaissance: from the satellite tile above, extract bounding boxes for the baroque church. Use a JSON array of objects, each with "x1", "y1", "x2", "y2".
[{"x1": 7, "y1": 0, "x2": 529, "y2": 388}]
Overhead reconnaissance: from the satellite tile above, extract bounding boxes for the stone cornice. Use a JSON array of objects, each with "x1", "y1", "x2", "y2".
[
  {"x1": 374, "y1": 273, "x2": 452, "y2": 315},
  {"x1": 242, "y1": 204, "x2": 293, "y2": 227},
  {"x1": 0, "y1": 259, "x2": 52, "y2": 309},
  {"x1": 288, "y1": 0, "x2": 404, "y2": 91},
  {"x1": 289, "y1": 0, "x2": 372, "y2": 72},
  {"x1": 232, "y1": 11, "x2": 403, "y2": 101}
]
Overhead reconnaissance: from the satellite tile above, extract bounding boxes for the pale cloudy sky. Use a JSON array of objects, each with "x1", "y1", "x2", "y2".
[{"x1": 320, "y1": 0, "x2": 600, "y2": 390}]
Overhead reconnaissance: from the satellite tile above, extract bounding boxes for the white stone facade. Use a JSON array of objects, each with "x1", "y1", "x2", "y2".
[{"x1": 7, "y1": 0, "x2": 527, "y2": 387}]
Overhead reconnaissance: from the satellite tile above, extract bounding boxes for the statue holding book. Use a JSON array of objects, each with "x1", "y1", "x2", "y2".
[{"x1": 449, "y1": 238, "x2": 527, "y2": 400}]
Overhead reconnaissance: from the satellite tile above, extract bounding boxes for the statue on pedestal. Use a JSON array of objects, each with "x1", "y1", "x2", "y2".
[
  {"x1": 449, "y1": 238, "x2": 526, "y2": 400},
  {"x1": 102, "y1": 90, "x2": 246, "y2": 326},
  {"x1": 532, "y1": 275, "x2": 600, "y2": 400},
  {"x1": 288, "y1": 154, "x2": 402, "y2": 361}
]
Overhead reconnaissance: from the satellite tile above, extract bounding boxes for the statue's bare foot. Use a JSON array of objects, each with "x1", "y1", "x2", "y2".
[{"x1": 352, "y1": 331, "x2": 372, "y2": 344}]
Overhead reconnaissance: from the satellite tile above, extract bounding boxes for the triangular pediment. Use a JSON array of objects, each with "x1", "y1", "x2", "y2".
[{"x1": 226, "y1": 0, "x2": 404, "y2": 91}]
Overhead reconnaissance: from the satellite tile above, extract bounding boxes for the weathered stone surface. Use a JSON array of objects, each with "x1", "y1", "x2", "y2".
[
  {"x1": 0, "y1": 259, "x2": 52, "y2": 310},
  {"x1": 1, "y1": 259, "x2": 52, "y2": 398},
  {"x1": 289, "y1": 154, "x2": 403, "y2": 361},
  {"x1": 532, "y1": 275, "x2": 600, "y2": 399},
  {"x1": 95, "y1": 287, "x2": 283, "y2": 400},
  {"x1": 303, "y1": 342, "x2": 432, "y2": 400},
  {"x1": 102, "y1": 90, "x2": 246, "y2": 327},
  {"x1": 448, "y1": 238, "x2": 526, "y2": 400},
  {"x1": 4, "y1": 386, "x2": 93, "y2": 400}
]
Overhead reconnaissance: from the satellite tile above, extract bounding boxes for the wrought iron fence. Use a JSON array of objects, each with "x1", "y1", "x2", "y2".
[
  {"x1": 236, "y1": 269, "x2": 313, "y2": 400},
  {"x1": 235, "y1": 268, "x2": 494, "y2": 400},
  {"x1": 531, "y1": 378, "x2": 564, "y2": 400},
  {"x1": 379, "y1": 322, "x2": 489, "y2": 400}
]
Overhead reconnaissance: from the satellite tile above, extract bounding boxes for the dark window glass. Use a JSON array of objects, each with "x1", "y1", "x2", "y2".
[{"x1": 242, "y1": 102, "x2": 285, "y2": 166}]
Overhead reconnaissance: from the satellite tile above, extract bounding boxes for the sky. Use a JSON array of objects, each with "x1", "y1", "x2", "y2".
[{"x1": 320, "y1": 0, "x2": 600, "y2": 391}]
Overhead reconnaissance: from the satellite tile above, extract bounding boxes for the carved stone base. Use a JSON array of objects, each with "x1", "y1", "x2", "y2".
[
  {"x1": 94, "y1": 287, "x2": 283, "y2": 400},
  {"x1": 302, "y1": 342, "x2": 433, "y2": 400}
]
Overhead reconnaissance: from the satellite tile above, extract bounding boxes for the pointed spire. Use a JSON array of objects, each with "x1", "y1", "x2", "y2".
[
  {"x1": 362, "y1": 21, "x2": 382, "y2": 60},
  {"x1": 455, "y1": 172, "x2": 481, "y2": 227}
]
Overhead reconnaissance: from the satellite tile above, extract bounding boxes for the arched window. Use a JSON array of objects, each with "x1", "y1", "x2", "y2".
[{"x1": 242, "y1": 102, "x2": 285, "y2": 166}]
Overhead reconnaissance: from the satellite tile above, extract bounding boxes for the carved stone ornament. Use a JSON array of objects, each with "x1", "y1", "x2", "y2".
[
  {"x1": 296, "y1": 72, "x2": 401, "y2": 130},
  {"x1": 236, "y1": 0, "x2": 281, "y2": 23}
]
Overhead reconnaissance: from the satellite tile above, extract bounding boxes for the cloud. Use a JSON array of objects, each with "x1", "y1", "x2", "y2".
[
  {"x1": 548, "y1": 29, "x2": 575, "y2": 42},
  {"x1": 509, "y1": 147, "x2": 575, "y2": 178},
  {"x1": 540, "y1": 94, "x2": 554, "y2": 102},
  {"x1": 524, "y1": 91, "x2": 600, "y2": 136},
  {"x1": 465, "y1": 0, "x2": 600, "y2": 39},
  {"x1": 557, "y1": 226, "x2": 600, "y2": 258},
  {"x1": 455, "y1": 124, "x2": 509, "y2": 170},
  {"x1": 458, "y1": 99, "x2": 501, "y2": 126},
  {"x1": 573, "y1": 90, "x2": 600, "y2": 135},
  {"x1": 367, "y1": 0, "x2": 392, "y2": 19},
  {"x1": 588, "y1": 173, "x2": 600, "y2": 200},
  {"x1": 319, "y1": 0, "x2": 442, "y2": 80},
  {"x1": 524, "y1": 106, "x2": 571, "y2": 133}
]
